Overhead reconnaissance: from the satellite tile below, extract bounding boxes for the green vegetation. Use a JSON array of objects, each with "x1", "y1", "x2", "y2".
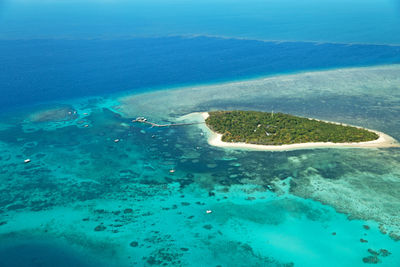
[{"x1": 206, "y1": 110, "x2": 379, "y2": 145}]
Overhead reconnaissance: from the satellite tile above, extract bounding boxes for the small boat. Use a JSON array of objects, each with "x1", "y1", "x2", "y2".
[
  {"x1": 114, "y1": 139, "x2": 120, "y2": 143},
  {"x1": 169, "y1": 169, "x2": 175, "y2": 174},
  {"x1": 24, "y1": 159, "x2": 31, "y2": 163},
  {"x1": 84, "y1": 124, "x2": 89, "y2": 128},
  {"x1": 134, "y1": 117, "x2": 147, "y2": 122},
  {"x1": 206, "y1": 210, "x2": 212, "y2": 214}
]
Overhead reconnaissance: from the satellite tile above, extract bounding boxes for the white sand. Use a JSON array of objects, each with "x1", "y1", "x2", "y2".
[{"x1": 199, "y1": 112, "x2": 399, "y2": 151}]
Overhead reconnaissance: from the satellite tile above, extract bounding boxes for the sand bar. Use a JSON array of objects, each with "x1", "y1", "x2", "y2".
[{"x1": 196, "y1": 112, "x2": 399, "y2": 151}]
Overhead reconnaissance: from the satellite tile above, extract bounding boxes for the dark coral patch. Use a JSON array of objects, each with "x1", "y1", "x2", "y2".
[
  {"x1": 94, "y1": 224, "x2": 106, "y2": 231},
  {"x1": 124, "y1": 208, "x2": 133, "y2": 214},
  {"x1": 130, "y1": 241, "x2": 139, "y2": 247},
  {"x1": 379, "y1": 249, "x2": 391, "y2": 257},
  {"x1": 362, "y1": 256, "x2": 380, "y2": 264},
  {"x1": 203, "y1": 224, "x2": 213, "y2": 230}
]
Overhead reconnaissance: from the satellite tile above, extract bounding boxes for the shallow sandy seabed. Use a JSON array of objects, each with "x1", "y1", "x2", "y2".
[
  {"x1": 1, "y1": 65, "x2": 400, "y2": 266},
  {"x1": 118, "y1": 65, "x2": 400, "y2": 132},
  {"x1": 28, "y1": 105, "x2": 77, "y2": 123},
  {"x1": 118, "y1": 65, "x2": 400, "y2": 237}
]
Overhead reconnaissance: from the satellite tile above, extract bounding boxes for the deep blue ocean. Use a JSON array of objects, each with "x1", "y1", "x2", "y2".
[
  {"x1": 1, "y1": 1, "x2": 400, "y2": 266},
  {"x1": 1, "y1": 37, "x2": 400, "y2": 111},
  {"x1": 2, "y1": 0, "x2": 400, "y2": 44},
  {"x1": 2, "y1": 0, "x2": 400, "y2": 111}
]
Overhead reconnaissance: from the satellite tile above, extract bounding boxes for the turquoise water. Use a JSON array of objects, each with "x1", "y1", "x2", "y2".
[
  {"x1": 1, "y1": 0, "x2": 400, "y2": 266},
  {"x1": 0, "y1": 239, "x2": 106, "y2": 267},
  {"x1": 1, "y1": 66, "x2": 400, "y2": 266}
]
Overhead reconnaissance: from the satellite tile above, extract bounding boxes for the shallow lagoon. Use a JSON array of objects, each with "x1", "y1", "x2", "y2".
[{"x1": 0, "y1": 65, "x2": 400, "y2": 266}]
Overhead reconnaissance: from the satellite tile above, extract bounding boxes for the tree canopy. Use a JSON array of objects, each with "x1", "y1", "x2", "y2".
[{"x1": 205, "y1": 110, "x2": 379, "y2": 145}]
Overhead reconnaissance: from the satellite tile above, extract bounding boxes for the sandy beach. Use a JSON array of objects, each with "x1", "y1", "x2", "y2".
[{"x1": 197, "y1": 112, "x2": 399, "y2": 151}]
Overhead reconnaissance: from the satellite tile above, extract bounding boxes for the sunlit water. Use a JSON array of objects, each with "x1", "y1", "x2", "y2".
[
  {"x1": 1, "y1": 0, "x2": 400, "y2": 266},
  {"x1": 1, "y1": 65, "x2": 400, "y2": 266},
  {"x1": 2, "y1": 0, "x2": 400, "y2": 44},
  {"x1": 1, "y1": 37, "x2": 400, "y2": 111}
]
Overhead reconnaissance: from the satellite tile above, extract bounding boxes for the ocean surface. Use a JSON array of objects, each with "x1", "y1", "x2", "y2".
[
  {"x1": 2, "y1": 0, "x2": 400, "y2": 44},
  {"x1": 0, "y1": 238, "x2": 104, "y2": 267},
  {"x1": 1, "y1": 0, "x2": 400, "y2": 266},
  {"x1": 1, "y1": 37, "x2": 400, "y2": 111},
  {"x1": 1, "y1": 64, "x2": 400, "y2": 266}
]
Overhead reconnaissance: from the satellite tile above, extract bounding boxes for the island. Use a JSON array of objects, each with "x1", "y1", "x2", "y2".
[{"x1": 196, "y1": 110, "x2": 399, "y2": 151}]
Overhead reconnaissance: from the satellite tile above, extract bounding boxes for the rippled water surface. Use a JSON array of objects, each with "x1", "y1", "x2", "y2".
[
  {"x1": 2, "y1": 0, "x2": 400, "y2": 44},
  {"x1": 1, "y1": 1, "x2": 400, "y2": 264},
  {"x1": 1, "y1": 65, "x2": 399, "y2": 266}
]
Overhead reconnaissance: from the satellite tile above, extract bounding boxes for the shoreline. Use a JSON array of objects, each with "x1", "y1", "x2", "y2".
[{"x1": 197, "y1": 112, "x2": 399, "y2": 151}]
